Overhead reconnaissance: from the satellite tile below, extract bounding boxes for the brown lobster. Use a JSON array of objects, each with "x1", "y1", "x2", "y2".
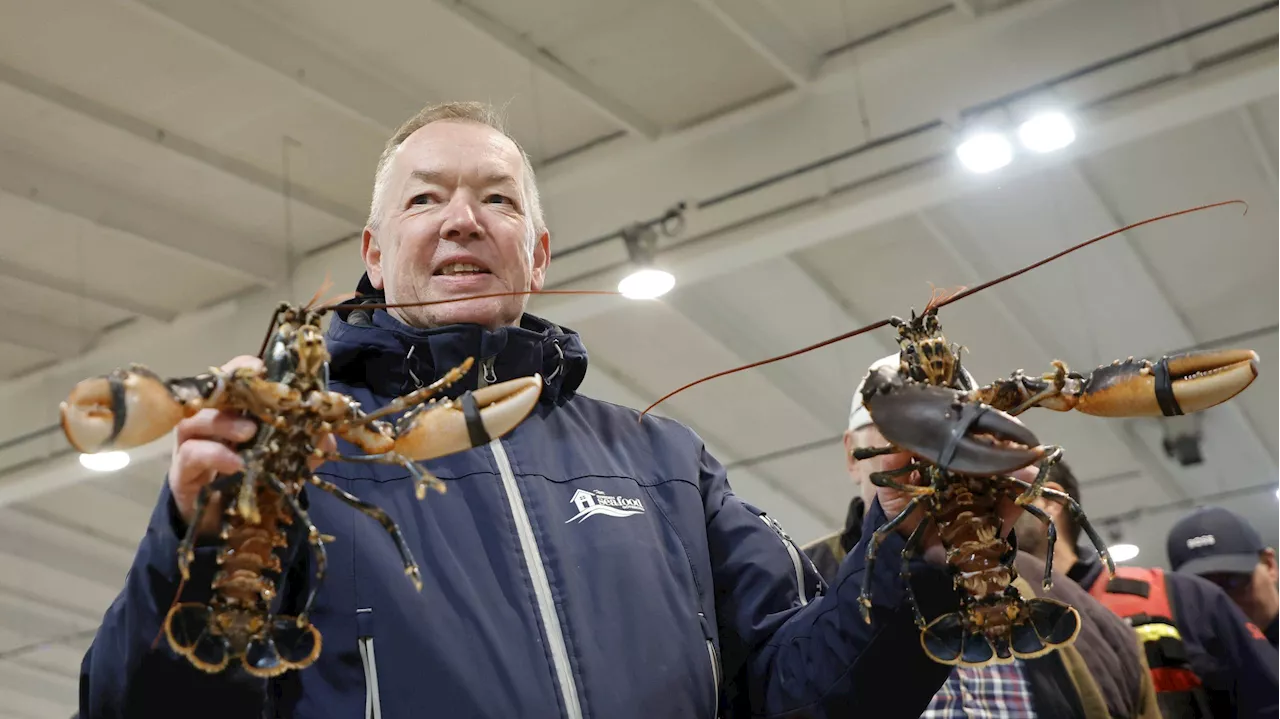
[
  {"x1": 60, "y1": 298, "x2": 544, "y2": 677},
  {"x1": 850, "y1": 304, "x2": 1257, "y2": 665},
  {"x1": 640, "y1": 199, "x2": 1261, "y2": 666}
]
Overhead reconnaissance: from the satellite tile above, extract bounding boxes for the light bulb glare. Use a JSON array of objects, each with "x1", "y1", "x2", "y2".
[
  {"x1": 1108, "y1": 543, "x2": 1140, "y2": 563},
  {"x1": 956, "y1": 132, "x2": 1013, "y2": 173},
  {"x1": 618, "y1": 268, "x2": 675, "y2": 299},
  {"x1": 79, "y1": 451, "x2": 130, "y2": 472},
  {"x1": 1018, "y1": 112, "x2": 1076, "y2": 153}
]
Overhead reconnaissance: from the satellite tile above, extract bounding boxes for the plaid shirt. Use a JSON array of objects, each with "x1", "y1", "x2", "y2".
[{"x1": 920, "y1": 661, "x2": 1037, "y2": 718}]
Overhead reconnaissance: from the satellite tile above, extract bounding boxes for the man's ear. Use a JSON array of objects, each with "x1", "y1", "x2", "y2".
[
  {"x1": 530, "y1": 230, "x2": 550, "y2": 291},
  {"x1": 843, "y1": 430, "x2": 858, "y2": 477},
  {"x1": 362, "y1": 228, "x2": 385, "y2": 289},
  {"x1": 1262, "y1": 547, "x2": 1278, "y2": 583}
]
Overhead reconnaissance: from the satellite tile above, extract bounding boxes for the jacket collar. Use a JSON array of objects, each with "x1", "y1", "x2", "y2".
[{"x1": 323, "y1": 275, "x2": 588, "y2": 403}]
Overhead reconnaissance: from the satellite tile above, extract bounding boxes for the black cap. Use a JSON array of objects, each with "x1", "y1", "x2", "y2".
[{"x1": 1167, "y1": 506, "x2": 1265, "y2": 576}]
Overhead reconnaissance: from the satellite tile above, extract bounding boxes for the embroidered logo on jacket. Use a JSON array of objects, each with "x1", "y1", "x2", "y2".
[{"x1": 566, "y1": 488, "x2": 646, "y2": 523}]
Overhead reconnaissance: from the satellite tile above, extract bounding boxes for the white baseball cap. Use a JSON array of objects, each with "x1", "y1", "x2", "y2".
[
  {"x1": 847, "y1": 354, "x2": 900, "y2": 431},
  {"x1": 847, "y1": 352, "x2": 976, "y2": 431}
]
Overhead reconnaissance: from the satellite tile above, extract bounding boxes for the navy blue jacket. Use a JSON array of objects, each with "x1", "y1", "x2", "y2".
[
  {"x1": 1072, "y1": 557, "x2": 1280, "y2": 718},
  {"x1": 79, "y1": 305, "x2": 959, "y2": 718}
]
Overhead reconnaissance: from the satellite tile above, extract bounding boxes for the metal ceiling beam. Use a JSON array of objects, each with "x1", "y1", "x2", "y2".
[
  {"x1": 433, "y1": 0, "x2": 661, "y2": 140},
  {"x1": 536, "y1": 53, "x2": 1278, "y2": 326},
  {"x1": 0, "y1": 149, "x2": 285, "y2": 286},
  {"x1": 0, "y1": 263, "x2": 176, "y2": 323},
  {"x1": 685, "y1": 0, "x2": 818, "y2": 87},
  {"x1": 128, "y1": 0, "x2": 418, "y2": 136},
  {"x1": 0, "y1": 314, "x2": 93, "y2": 356},
  {"x1": 0, "y1": 60, "x2": 365, "y2": 226},
  {"x1": 1235, "y1": 105, "x2": 1278, "y2": 194},
  {"x1": 0, "y1": 433, "x2": 174, "y2": 508}
]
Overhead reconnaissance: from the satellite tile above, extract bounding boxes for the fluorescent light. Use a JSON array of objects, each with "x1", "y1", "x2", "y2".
[
  {"x1": 1017, "y1": 111, "x2": 1076, "y2": 153},
  {"x1": 956, "y1": 132, "x2": 1013, "y2": 173},
  {"x1": 79, "y1": 451, "x2": 130, "y2": 472},
  {"x1": 1109, "y1": 543, "x2": 1140, "y2": 563},
  {"x1": 618, "y1": 268, "x2": 675, "y2": 299}
]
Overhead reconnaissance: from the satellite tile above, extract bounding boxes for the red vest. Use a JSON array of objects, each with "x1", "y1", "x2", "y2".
[{"x1": 1087, "y1": 566, "x2": 1215, "y2": 717}]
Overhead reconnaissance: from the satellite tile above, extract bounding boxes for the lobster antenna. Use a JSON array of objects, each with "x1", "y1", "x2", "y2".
[{"x1": 638, "y1": 198, "x2": 1247, "y2": 418}]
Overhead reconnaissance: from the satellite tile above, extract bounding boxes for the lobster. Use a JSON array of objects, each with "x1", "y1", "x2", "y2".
[
  {"x1": 59, "y1": 294, "x2": 547, "y2": 677},
  {"x1": 639, "y1": 200, "x2": 1261, "y2": 667}
]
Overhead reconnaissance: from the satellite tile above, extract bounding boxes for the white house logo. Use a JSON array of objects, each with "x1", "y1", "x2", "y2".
[
  {"x1": 1186, "y1": 534, "x2": 1217, "y2": 550},
  {"x1": 566, "y1": 489, "x2": 646, "y2": 523}
]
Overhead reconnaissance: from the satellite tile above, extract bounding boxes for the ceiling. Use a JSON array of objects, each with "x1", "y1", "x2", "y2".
[{"x1": 0, "y1": 0, "x2": 1275, "y2": 714}]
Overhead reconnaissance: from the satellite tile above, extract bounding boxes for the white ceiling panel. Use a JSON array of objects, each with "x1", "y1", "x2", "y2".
[{"x1": 551, "y1": 0, "x2": 791, "y2": 129}]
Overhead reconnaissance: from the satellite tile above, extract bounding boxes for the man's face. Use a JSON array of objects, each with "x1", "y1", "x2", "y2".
[
  {"x1": 844, "y1": 425, "x2": 892, "y2": 506},
  {"x1": 1203, "y1": 548, "x2": 1279, "y2": 626},
  {"x1": 362, "y1": 120, "x2": 550, "y2": 330}
]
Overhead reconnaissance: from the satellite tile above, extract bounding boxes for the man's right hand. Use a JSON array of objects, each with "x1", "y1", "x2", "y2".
[
  {"x1": 167, "y1": 355, "x2": 339, "y2": 535},
  {"x1": 168, "y1": 356, "x2": 263, "y2": 535}
]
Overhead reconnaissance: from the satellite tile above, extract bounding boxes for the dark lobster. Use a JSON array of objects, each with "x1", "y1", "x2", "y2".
[
  {"x1": 59, "y1": 298, "x2": 544, "y2": 677},
  {"x1": 638, "y1": 199, "x2": 1261, "y2": 667},
  {"x1": 850, "y1": 302, "x2": 1258, "y2": 665}
]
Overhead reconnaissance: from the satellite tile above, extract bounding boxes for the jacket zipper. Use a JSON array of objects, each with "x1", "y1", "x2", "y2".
[
  {"x1": 760, "y1": 514, "x2": 810, "y2": 606},
  {"x1": 490, "y1": 437, "x2": 583, "y2": 719},
  {"x1": 699, "y1": 612, "x2": 721, "y2": 717},
  {"x1": 478, "y1": 356, "x2": 497, "y2": 388},
  {"x1": 357, "y1": 607, "x2": 382, "y2": 719}
]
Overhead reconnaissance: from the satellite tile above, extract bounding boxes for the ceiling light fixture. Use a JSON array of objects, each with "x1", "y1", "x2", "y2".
[
  {"x1": 956, "y1": 131, "x2": 1013, "y2": 173},
  {"x1": 1108, "y1": 543, "x2": 1140, "y2": 563},
  {"x1": 79, "y1": 451, "x2": 130, "y2": 472},
  {"x1": 1017, "y1": 111, "x2": 1076, "y2": 153},
  {"x1": 618, "y1": 220, "x2": 676, "y2": 300}
]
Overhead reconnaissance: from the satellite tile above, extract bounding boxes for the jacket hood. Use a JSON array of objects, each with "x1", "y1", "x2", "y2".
[{"x1": 323, "y1": 273, "x2": 588, "y2": 402}]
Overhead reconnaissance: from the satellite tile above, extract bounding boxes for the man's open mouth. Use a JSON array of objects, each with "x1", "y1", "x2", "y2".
[{"x1": 434, "y1": 263, "x2": 492, "y2": 276}]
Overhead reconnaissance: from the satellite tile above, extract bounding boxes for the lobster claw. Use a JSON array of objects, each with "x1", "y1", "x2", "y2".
[
  {"x1": 392, "y1": 375, "x2": 543, "y2": 461},
  {"x1": 862, "y1": 366, "x2": 1047, "y2": 475},
  {"x1": 1075, "y1": 349, "x2": 1259, "y2": 417},
  {"x1": 60, "y1": 367, "x2": 186, "y2": 453}
]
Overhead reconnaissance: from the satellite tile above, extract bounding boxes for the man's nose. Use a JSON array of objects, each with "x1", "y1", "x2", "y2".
[{"x1": 440, "y1": 197, "x2": 483, "y2": 240}]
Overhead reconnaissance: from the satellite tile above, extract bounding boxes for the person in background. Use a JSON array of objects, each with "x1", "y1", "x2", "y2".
[
  {"x1": 1015, "y1": 461, "x2": 1279, "y2": 717},
  {"x1": 1166, "y1": 505, "x2": 1279, "y2": 647},
  {"x1": 804, "y1": 354, "x2": 1160, "y2": 719}
]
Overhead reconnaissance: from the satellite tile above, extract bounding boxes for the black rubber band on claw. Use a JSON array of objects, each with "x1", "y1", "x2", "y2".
[
  {"x1": 1153, "y1": 357, "x2": 1183, "y2": 417},
  {"x1": 938, "y1": 402, "x2": 989, "y2": 469},
  {"x1": 107, "y1": 372, "x2": 127, "y2": 448},
  {"x1": 460, "y1": 392, "x2": 491, "y2": 448}
]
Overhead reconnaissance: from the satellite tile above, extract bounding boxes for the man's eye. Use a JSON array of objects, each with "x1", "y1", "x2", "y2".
[
  {"x1": 486, "y1": 194, "x2": 513, "y2": 205},
  {"x1": 410, "y1": 193, "x2": 434, "y2": 206}
]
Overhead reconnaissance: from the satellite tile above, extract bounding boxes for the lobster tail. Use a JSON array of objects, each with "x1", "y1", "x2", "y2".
[
  {"x1": 242, "y1": 616, "x2": 323, "y2": 678},
  {"x1": 164, "y1": 603, "x2": 231, "y2": 674},
  {"x1": 921, "y1": 596, "x2": 1081, "y2": 666}
]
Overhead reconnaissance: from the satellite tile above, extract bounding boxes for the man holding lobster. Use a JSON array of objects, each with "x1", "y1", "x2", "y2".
[{"x1": 79, "y1": 101, "x2": 988, "y2": 718}]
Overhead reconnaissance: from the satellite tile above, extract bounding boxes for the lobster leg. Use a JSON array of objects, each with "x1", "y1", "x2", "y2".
[
  {"x1": 899, "y1": 512, "x2": 932, "y2": 629},
  {"x1": 1002, "y1": 481, "x2": 1058, "y2": 590},
  {"x1": 178, "y1": 473, "x2": 240, "y2": 581},
  {"x1": 264, "y1": 474, "x2": 328, "y2": 624},
  {"x1": 308, "y1": 475, "x2": 423, "y2": 593},
  {"x1": 1008, "y1": 478, "x2": 1115, "y2": 578},
  {"x1": 859, "y1": 497, "x2": 923, "y2": 623},
  {"x1": 851, "y1": 444, "x2": 900, "y2": 460},
  {"x1": 1013, "y1": 446, "x2": 1064, "y2": 507},
  {"x1": 867, "y1": 462, "x2": 935, "y2": 497},
  {"x1": 322, "y1": 451, "x2": 446, "y2": 500}
]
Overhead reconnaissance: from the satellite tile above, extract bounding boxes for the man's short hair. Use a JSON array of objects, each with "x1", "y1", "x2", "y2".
[{"x1": 367, "y1": 101, "x2": 545, "y2": 242}]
